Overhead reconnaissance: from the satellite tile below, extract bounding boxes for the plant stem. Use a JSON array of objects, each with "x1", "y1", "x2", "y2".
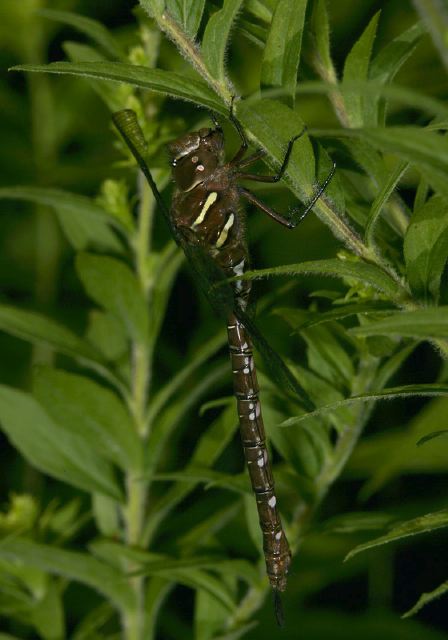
[{"x1": 122, "y1": 176, "x2": 154, "y2": 640}]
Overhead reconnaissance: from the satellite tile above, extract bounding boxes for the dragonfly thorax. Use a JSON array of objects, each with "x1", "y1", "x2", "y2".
[{"x1": 167, "y1": 128, "x2": 224, "y2": 192}]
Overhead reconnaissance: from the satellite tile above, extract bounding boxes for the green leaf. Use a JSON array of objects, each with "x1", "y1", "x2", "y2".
[
  {"x1": 152, "y1": 468, "x2": 249, "y2": 494},
  {"x1": 0, "y1": 539, "x2": 134, "y2": 612},
  {"x1": 92, "y1": 494, "x2": 120, "y2": 537},
  {"x1": 404, "y1": 195, "x2": 448, "y2": 303},
  {"x1": 417, "y1": 430, "x2": 448, "y2": 446},
  {"x1": 412, "y1": 0, "x2": 448, "y2": 71},
  {"x1": 232, "y1": 258, "x2": 400, "y2": 299},
  {"x1": 370, "y1": 21, "x2": 425, "y2": 125},
  {"x1": 322, "y1": 511, "x2": 395, "y2": 534},
  {"x1": 280, "y1": 384, "x2": 448, "y2": 428},
  {"x1": 349, "y1": 308, "x2": 448, "y2": 339},
  {"x1": 32, "y1": 367, "x2": 141, "y2": 471},
  {"x1": 86, "y1": 310, "x2": 128, "y2": 361},
  {"x1": 345, "y1": 509, "x2": 448, "y2": 561},
  {"x1": 63, "y1": 42, "x2": 128, "y2": 112},
  {"x1": 37, "y1": 9, "x2": 124, "y2": 59},
  {"x1": 309, "y1": 0, "x2": 333, "y2": 76},
  {"x1": 403, "y1": 580, "x2": 448, "y2": 618},
  {"x1": 0, "y1": 304, "x2": 102, "y2": 365},
  {"x1": 31, "y1": 580, "x2": 65, "y2": 640},
  {"x1": 0, "y1": 386, "x2": 122, "y2": 500},
  {"x1": 261, "y1": 0, "x2": 308, "y2": 105},
  {"x1": 292, "y1": 301, "x2": 396, "y2": 331},
  {"x1": 166, "y1": 0, "x2": 206, "y2": 37},
  {"x1": 202, "y1": 0, "x2": 244, "y2": 84},
  {"x1": 365, "y1": 160, "x2": 409, "y2": 246},
  {"x1": 76, "y1": 253, "x2": 149, "y2": 344},
  {"x1": 11, "y1": 62, "x2": 224, "y2": 112},
  {"x1": 342, "y1": 12, "x2": 380, "y2": 127},
  {"x1": 0, "y1": 186, "x2": 123, "y2": 251},
  {"x1": 147, "y1": 330, "x2": 227, "y2": 425},
  {"x1": 144, "y1": 403, "x2": 239, "y2": 544}
]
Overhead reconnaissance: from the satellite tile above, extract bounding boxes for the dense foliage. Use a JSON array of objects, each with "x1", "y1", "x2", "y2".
[{"x1": 1, "y1": 1, "x2": 448, "y2": 638}]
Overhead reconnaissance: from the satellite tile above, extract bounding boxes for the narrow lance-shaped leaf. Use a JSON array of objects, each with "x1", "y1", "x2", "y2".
[
  {"x1": 166, "y1": 0, "x2": 206, "y2": 38},
  {"x1": 0, "y1": 539, "x2": 135, "y2": 612},
  {"x1": 403, "y1": 580, "x2": 448, "y2": 618},
  {"x1": 32, "y1": 367, "x2": 142, "y2": 471},
  {"x1": 261, "y1": 0, "x2": 308, "y2": 105},
  {"x1": 0, "y1": 386, "x2": 122, "y2": 500},
  {"x1": 0, "y1": 186, "x2": 123, "y2": 252},
  {"x1": 370, "y1": 21, "x2": 425, "y2": 125},
  {"x1": 342, "y1": 12, "x2": 380, "y2": 126},
  {"x1": 309, "y1": 0, "x2": 334, "y2": 77},
  {"x1": 280, "y1": 384, "x2": 448, "y2": 428},
  {"x1": 76, "y1": 253, "x2": 149, "y2": 345},
  {"x1": 349, "y1": 308, "x2": 448, "y2": 339},
  {"x1": 230, "y1": 257, "x2": 401, "y2": 299},
  {"x1": 412, "y1": 0, "x2": 448, "y2": 71},
  {"x1": 345, "y1": 509, "x2": 448, "y2": 561},
  {"x1": 37, "y1": 8, "x2": 124, "y2": 59},
  {"x1": 11, "y1": 62, "x2": 224, "y2": 113},
  {"x1": 0, "y1": 304, "x2": 102, "y2": 365},
  {"x1": 201, "y1": 0, "x2": 244, "y2": 84},
  {"x1": 404, "y1": 195, "x2": 448, "y2": 304}
]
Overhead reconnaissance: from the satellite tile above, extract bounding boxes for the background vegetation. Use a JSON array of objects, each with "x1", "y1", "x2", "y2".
[{"x1": 1, "y1": 0, "x2": 448, "y2": 638}]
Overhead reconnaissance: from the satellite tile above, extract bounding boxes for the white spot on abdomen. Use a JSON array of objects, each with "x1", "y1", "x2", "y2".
[{"x1": 268, "y1": 496, "x2": 276, "y2": 508}]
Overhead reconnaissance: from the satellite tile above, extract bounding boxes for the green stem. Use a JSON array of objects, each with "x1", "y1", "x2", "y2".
[{"x1": 122, "y1": 176, "x2": 154, "y2": 640}]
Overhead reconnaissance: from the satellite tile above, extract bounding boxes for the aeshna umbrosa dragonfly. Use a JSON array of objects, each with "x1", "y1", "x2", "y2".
[{"x1": 113, "y1": 102, "x2": 335, "y2": 623}]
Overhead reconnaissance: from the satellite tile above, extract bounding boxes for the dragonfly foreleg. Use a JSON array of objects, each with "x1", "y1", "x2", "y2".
[
  {"x1": 238, "y1": 160, "x2": 336, "y2": 229},
  {"x1": 235, "y1": 127, "x2": 307, "y2": 183}
]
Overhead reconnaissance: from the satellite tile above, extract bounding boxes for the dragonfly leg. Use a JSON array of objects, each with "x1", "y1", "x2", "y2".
[
  {"x1": 228, "y1": 97, "x2": 250, "y2": 166},
  {"x1": 239, "y1": 159, "x2": 336, "y2": 229},
  {"x1": 236, "y1": 149, "x2": 267, "y2": 170},
  {"x1": 235, "y1": 127, "x2": 307, "y2": 183}
]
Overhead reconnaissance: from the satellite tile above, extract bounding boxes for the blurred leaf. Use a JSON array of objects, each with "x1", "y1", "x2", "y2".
[
  {"x1": 37, "y1": 9, "x2": 124, "y2": 59},
  {"x1": 261, "y1": 0, "x2": 308, "y2": 104},
  {"x1": 309, "y1": 0, "x2": 333, "y2": 75},
  {"x1": 235, "y1": 258, "x2": 400, "y2": 299},
  {"x1": 321, "y1": 511, "x2": 395, "y2": 534},
  {"x1": 345, "y1": 510, "x2": 448, "y2": 561},
  {"x1": 152, "y1": 468, "x2": 249, "y2": 494},
  {"x1": 281, "y1": 384, "x2": 448, "y2": 428},
  {"x1": 342, "y1": 12, "x2": 380, "y2": 126},
  {"x1": 403, "y1": 580, "x2": 448, "y2": 618},
  {"x1": 76, "y1": 253, "x2": 149, "y2": 344},
  {"x1": 31, "y1": 580, "x2": 65, "y2": 640},
  {"x1": 293, "y1": 301, "x2": 395, "y2": 331},
  {"x1": 0, "y1": 186, "x2": 123, "y2": 251},
  {"x1": 144, "y1": 403, "x2": 239, "y2": 543},
  {"x1": 404, "y1": 195, "x2": 448, "y2": 303},
  {"x1": 0, "y1": 386, "x2": 122, "y2": 500},
  {"x1": 202, "y1": 0, "x2": 244, "y2": 84},
  {"x1": 0, "y1": 539, "x2": 134, "y2": 612},
  {"x1": 86, "y1": 310, "x2": 128, "y2": 361},
  {"x1": 370, "y1": 21, "x2": 425, "y2": 125},
  {"x1": 349, "y1": 308, "x2": 448, "y2": 339},
  {"x1": 32, "y1": 367, "x2": 141, "y2": 471},
  {"x1": 63, "y1": 42, "x2": 128, "y2": 112},
  {"x1": 147, "y1": 330, "x2": 226, "y2": 424},
  {"x1": 11, "y1": 62, "x2": 224, "y2": 112},
  {"x1": 0, "y1": 305, "x2": 102, "y2": 365},
  {"x1": 412, "y1": 0, "x2": 448, "y2": 71},
  {"x1": 92, "y1": 494, "x2": 120, "y2": 537},
  {"x1": 166, "y1": 0, "x2": 206, "y2": 37},
  {"x1": 417, "y1": 430, "x2": 448, "y2": 446}
]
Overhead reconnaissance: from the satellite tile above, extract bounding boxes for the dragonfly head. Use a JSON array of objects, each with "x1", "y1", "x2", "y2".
[{"x1": 167, "y1": 127, "x2": 224, "y2": 191}]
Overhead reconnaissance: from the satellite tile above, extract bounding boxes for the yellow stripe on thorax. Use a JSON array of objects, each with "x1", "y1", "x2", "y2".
[
  {"x1": 216, "y1": 213, "x2": 235, "y2": 248},
  {"x1": 192, "y1": 191, "x2": 218, "y2": 226}
]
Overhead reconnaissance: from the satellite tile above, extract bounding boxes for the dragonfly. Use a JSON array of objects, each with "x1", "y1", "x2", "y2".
[{"x1": 112, "y1": 101, "x2": 335, "y2": 624}]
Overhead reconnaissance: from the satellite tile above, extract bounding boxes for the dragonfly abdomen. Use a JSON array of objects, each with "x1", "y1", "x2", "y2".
[{"x1": 227, "y1": 313, "x2": 291, "y2": 592}]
